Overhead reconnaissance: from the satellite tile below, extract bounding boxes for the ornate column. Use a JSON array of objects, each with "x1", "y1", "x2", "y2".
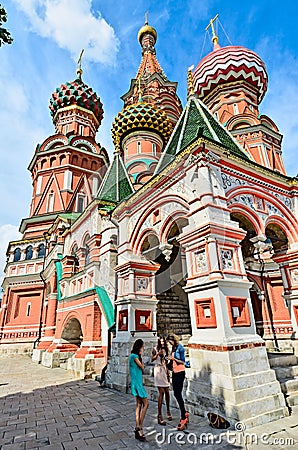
[
  {"x1": 273, "y1": 249, "x2": 298, "y2": 355},
  {"x1": 179, "y1": 150, "x2": 288, "y2": 427},
  {"x1": 106, "y1": 250, "x2": 160, "y2": 392}
]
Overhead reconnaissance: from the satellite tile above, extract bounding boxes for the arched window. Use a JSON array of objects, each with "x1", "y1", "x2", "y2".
[
  {"x1": 25, "y1": 245, "x2": 33, "y2": 260},
  {"x1": 38, "y1": 244, "x2": 45, "y2": 258},
  {"x1": 13, "y1": 248, "x2": 21, "y2": 262},
  {"x1": 77, "y1": 195, "x2": 85, "y2": 213},
  {"x1": 71, "y1": 244, "x2": 79, "y2": 273},
  {"x1": 50, "y1": 157, "x2": 56, "y2": 167},
  {"x1": 137, "y1": 142, "x2": 141, "y2": 154}
]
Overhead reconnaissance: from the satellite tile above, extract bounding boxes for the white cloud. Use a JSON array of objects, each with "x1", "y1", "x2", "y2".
[
  {"x1": 13, "y1": 0, "x2": 119, "y2": 65},
  {"x1": 0, "y1": 224, "x2": 21, "y2": 288}
]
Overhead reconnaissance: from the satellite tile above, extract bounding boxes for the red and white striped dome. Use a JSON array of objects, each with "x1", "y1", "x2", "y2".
[{"x1": 193, "y1": 45, "x2": 268, "y2": 103}]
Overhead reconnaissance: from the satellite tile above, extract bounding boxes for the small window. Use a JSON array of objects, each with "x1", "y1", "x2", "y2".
[
  {"x1": 77, "y1": 195, "x2": 85, "y2": 213},
  {"x1": 25, "y1": 245, "x2": 33, "y2": 260},
  {"x1": 47, "y1": 192, "x2": 55, "y2": 212},
  {"x1": 79, "y1": 125, "x2": 84, "y2": 135},
  {"x1": 137, "y1": 142, "x2": 141, "y2": 154},
  {"x1": 83, "y1": 234, "x2": 91, "y2": 266},
  {"x1": 214, "y1": 111, "x2": 219, "y2": 120},
  {"x1": 36, "y1": 176, "x2": 42, "y2": 195},
  {"x1": 26, "y1": 303, "x2": 31, "y2": 316},
  {"x1": 65, "y1": 124, "x2": 69, "y2": 134},
  {"x1": 13, "y1": 248, "x2": 21, "y2": 262},
  {"x1": 85, "y1": 244, "x2": 90, "y2": 265},
  {"x1": 233, "y1": 103, "x2": 239, "y2": 114},
  {"x1": 152, "y1": 143, "x2": 156, "y2": 156},
  {"x1": 249, "y1": 105, "x2": 254, "y2": 113},
  {"x1": 125, "y1": 147, "x2": 129, "y2": 158},
  {"x1": 38, "y1": 244, "x2": 45, "y2": 258}
]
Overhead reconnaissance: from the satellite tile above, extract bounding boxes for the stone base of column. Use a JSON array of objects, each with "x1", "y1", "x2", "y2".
[
  {"x1": 41, "y1": 340, "x2": 79, "y2": 368},
  {"x1": 106, "y1": 335, "x2": 156, "y2": 392},
  {"x1": 67, "y1": 353, "x2": 106, "y2": 379},
  {"x1": 186, "y1": 341, "x2": 289, "y2": 428}
]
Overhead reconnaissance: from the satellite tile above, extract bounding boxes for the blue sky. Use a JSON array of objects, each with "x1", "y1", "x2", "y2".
[{"x1": 0, "y1": 0, "x2": 298, "y2": 276}]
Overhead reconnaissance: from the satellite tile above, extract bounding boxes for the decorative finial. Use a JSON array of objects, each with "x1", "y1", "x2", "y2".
[
  {"x1": 77, "y1": 49, "x2": 84, "y2": 79},
  {"x1": 137, "y1": 76, "x2": 143, "y2": 102},
  {"x1": 144, "y1": 11, "x2": 149, "y2": 25},
  {"x1": 206, "y1": 14, "x2": 219, "y2": 48},
  {"x1": 187, "y1": 65, "x2": 195, "y2": 97}
]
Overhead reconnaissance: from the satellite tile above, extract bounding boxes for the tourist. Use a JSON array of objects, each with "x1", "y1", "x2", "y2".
[
  {"x1": 166, "y1": 334, "x2": 189, "y2": 430},
  {"x1": 129, "y1": 339, "x2": 149, "y2": 441},
  {"x1": 151, "y1": 336, "x2": 172, "y2": 425}
]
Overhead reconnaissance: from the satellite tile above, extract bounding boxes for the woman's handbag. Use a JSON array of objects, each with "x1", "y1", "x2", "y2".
[{"x1": 207, "y1": 412, "x2": 230, "y2": 429}]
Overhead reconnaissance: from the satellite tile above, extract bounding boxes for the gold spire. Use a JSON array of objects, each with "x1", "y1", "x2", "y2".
[
  {"x1": 77, "y1": 49, "x2": 84, "y2": 79},
  {"x1": 187, "y1": 65, "x2": 195, "y2": 97},
  {"x1": 206, "y1": 14, "x2": 219, "y2": 48},
  {"x1": 138, "y1": 13, "x2": 157, "y2": 44}
]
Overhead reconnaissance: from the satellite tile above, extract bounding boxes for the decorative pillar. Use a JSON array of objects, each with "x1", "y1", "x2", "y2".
[
  {"x1": 32, "y1": 292, "x2": 58, "y2": 362},
  {"x1": 106, "y1": 254, "x2": 160, "y2": 392},
  {"x1": 273, "y1": 250, "x2": 298, "y2": 355},
  {"x1": 178, "y1": 151, "x2": 288, "y2": 427}
]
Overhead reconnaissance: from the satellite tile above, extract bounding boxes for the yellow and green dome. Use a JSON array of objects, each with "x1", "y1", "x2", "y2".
[{"x1": 111, "y1": 101, "x2": 172, "y2": 150}]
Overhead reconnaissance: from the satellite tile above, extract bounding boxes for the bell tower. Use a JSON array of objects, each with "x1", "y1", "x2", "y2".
[{"x1": 26, "y1": 62, "x2": 108, "y2": 239}]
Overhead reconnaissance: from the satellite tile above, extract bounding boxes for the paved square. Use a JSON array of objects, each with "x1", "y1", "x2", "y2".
[{"x1": 0, "y1": 355, "x2": 297, "y2": 449}]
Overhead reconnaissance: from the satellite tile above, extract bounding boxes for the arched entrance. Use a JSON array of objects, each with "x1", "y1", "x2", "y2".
[
  {"x1": 141, "y1": 218, "x2": 191, "y2": 341},
  {"x1": 61, "y1": 318, "x2": 83, "y2": 346},
  {"x1": 231, "y1": 212, "x2": 264, "y2": 337},
  {"x1": 231, "y1": 212, "x2": 291, "y2": 349}
]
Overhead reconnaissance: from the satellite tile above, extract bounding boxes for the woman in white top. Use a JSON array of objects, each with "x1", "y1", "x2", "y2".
[{"x1": 151, "y1": 336, "x2": 172, "y2": 425}]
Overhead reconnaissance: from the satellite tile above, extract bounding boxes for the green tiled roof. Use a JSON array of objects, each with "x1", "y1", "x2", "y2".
[
  {"x1": 155, "y1": 96, "x2": 250, "y2": 174},
  {"x1": 97, "y1": 151, "x2": 134, "y2": 204}
]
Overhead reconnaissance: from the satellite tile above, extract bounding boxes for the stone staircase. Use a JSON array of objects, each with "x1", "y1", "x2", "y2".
[
  {"x1": 269, "y1": 352, "x2": 298, "y2": 408},
  {"x1": 156, "y1": 290, "x2": 192, "y2": 339}
]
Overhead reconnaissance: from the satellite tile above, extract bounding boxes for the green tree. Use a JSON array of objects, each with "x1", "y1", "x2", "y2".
[{"x1": 0, "y1": 4, "x2": 13, "y2": 46}]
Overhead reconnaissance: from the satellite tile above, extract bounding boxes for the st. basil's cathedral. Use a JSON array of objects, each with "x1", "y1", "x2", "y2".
[{"x1": 1, "y1": 17, "x2": 298, "y2": 427}]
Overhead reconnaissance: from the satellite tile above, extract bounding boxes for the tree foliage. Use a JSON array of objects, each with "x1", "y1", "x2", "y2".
[{"x1": 0, "y1": 4, "x2": 13, "y2": 47}]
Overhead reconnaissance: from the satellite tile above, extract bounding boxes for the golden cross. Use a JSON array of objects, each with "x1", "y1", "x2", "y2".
[
  {"x1": 206, "y1": 14, "x2": 219, "y2": 46},
  {"x1": 77, "y1": 49, "x2": 84, "y2": 79},
  {"x1": 145, "y1": 11, "x2": 149, "y2": 25}
]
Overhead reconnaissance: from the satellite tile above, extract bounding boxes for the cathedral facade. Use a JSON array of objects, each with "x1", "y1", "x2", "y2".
[{"x1": 1, "y1": 19, "x2": 298, "y2": 427}]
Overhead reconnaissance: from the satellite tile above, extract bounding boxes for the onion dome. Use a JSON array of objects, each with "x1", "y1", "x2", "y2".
[
  {"x1": 111, "y1": 101, "x2": 173, "y2": 150},
  {"x1": 193, "y1": 46, "x2": 268, "y2": 103},
  {"x1": 49, "y1": 78, "x2": 104, "y2": 124}
]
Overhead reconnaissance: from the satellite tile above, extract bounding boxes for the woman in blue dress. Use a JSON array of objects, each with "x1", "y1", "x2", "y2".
[{"x1": 129, "y1": 339, "x2": 149, "y2": 441}]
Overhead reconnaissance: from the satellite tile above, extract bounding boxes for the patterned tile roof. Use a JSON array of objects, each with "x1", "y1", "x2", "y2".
[
  {"x1": 155, "y1": 96, "x2": 250, "y2": 174},
  {"x1": 97, "y1": 151, "x2": 134, "y2": 204}
]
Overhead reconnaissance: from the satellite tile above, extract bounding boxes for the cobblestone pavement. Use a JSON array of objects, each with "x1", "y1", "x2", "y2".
[{"x1": 0, "y1": 355, "x2": 298, "y2": 450}]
